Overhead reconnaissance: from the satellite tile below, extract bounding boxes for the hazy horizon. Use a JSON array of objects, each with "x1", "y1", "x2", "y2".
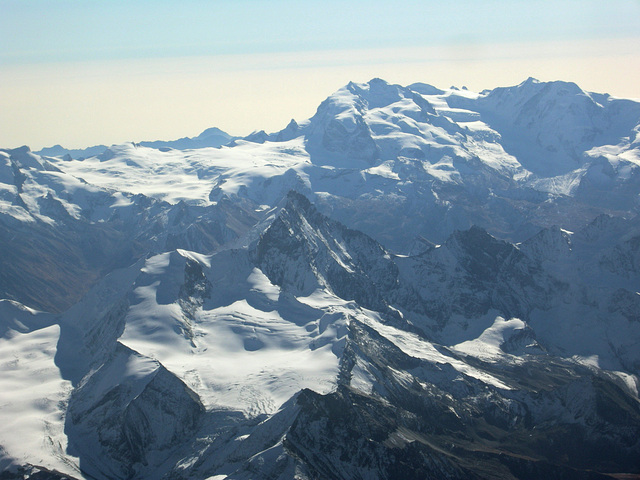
[{"x1": 2, "y1": 0, "x2": 640, "y2": 150}]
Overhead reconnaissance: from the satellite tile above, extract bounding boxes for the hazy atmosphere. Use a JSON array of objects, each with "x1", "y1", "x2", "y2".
[
  {"x1": 2, "y1": 0, "x2": 640, "y2": 149},
  {"x1": 3, "y1": 2, "x2": 640, "y2": 479}
]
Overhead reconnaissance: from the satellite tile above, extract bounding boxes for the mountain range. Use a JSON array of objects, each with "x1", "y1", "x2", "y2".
[
  {"x1": 1, "y1": 77, "x2": 639, "y2": 479},
  {"x1": 35, "y1": 127, "x2": 237, "y2": 159}
]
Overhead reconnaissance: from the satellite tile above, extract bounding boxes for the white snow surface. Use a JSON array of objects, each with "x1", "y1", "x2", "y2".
[
  {"x1": 452, "y1": 316, "x2": 528, "y2": 360},
  {"x1": 38, "y1": 78, "x2": 638, "y2": 212},
  {"x1": 351, "y1": 310, "x2": 514, "y2": 390},
  {"x1": 0, "y1": 301, "x2": 80, "y2": 477},
  {"x1": 1, "y1": 76, "x2": 630, "y2": 256},
  {"x1": 117, "y1": 250, "x2": 348, "y2": 416},
  {"x1": 1, "y1": 77, "x2": 640, "y2": 477},
  {"x1": 52, "y1": 139, "x2": 311, "y2": 206},
  {"x1": 0, "y1": 78, "x2": 631, "y2": 255}
]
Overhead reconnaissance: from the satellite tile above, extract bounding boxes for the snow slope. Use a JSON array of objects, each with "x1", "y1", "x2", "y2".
[
  {"x1": 42, "y1": 77, "x2": 640, "y2": 251},
  {"x1": 1, "y1": 77, "x2": 640, "y2": 479},
  {"x1": 0, "y1": 301, "x2": 79, "y2": 478}
]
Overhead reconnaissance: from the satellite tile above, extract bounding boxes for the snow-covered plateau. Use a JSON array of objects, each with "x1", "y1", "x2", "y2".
[{"x1": 1, "y1": 78, "x2": 639, "y2": 479}]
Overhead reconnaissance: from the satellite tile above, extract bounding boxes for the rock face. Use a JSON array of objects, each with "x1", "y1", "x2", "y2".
[
  {"x1": 254, "y1": 191, "x2": 399, "y2": 312},
  {"x1": 256, "y1": 193, "x2": 563, "y2": 330},
  {"x1": 66, "y1": 345, "x2": 204, "y2": 480},
  {"x1": 285, "y1": 320, "x2": 640, "y2": 480},
  {"x1": 2, "y1": 78, "x2": 640, "y2": 479}
]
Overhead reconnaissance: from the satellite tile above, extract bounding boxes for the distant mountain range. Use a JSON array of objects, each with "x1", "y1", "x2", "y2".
[
  {"x1": 1, "y1": 77, "x2": 639, "y2": 479},
  {"x1": 35, "y1": 126, "x2": 237, "y2": 159}
]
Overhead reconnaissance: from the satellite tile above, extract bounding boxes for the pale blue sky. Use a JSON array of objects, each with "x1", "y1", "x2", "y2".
[
  {"x1": 1, "y1": 0, "x2": 639, "y2": 148},
  {"x1": 3, "y1": 0, "x2": 637, "y2": 64}
]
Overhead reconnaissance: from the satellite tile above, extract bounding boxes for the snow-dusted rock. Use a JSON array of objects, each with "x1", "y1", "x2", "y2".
[{"x1": 2, "y1": 77, "x2": 640, "y2": 479}]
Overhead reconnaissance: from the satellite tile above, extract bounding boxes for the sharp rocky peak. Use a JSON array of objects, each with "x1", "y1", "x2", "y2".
[
  {"x1": 576, "y1": 213, "x2": 637, "y2": 243},
  {"x1": 254, "y1": 191, "x2": 398, "y2": 311},
  {"x1": 444, "y1": 225, "x2": 515, "y2": 264},
  {"x1": 519, "y1": 225, "x2": 573, "y2": 263}
]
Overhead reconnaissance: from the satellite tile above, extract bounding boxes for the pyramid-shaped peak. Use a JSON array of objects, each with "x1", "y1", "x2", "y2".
[
  {"x1": 285, "y1": 189, "x2": 311, "y2": 207},
  {"x1": 255, "y1": 192, "x2": 396, "y2": 310},
  {"x1": 519, "y1": 225, "x2": 573, "y2": 263},
  {"x1": 576, "y1": 214, "x2": 634, "y2": 244},
  {"x1": 449, "y1": 224, "x2": 495, "y2": 243},
  {"x1": 519, "y1": 77, "x2": 540, "y2": 86},
  {"x1": 275, "y1": 118, "x2": 300, "y2": 142},
  {"x1": 445, "y1": 225, "x2": 516, "y2": 264}
]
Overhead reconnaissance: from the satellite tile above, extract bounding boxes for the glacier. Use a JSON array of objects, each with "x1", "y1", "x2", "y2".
[{"x1": 1, "y1": 77, "x2": 639, "y2": 479}]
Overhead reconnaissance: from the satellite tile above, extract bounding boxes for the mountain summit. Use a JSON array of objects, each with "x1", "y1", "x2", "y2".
[{"x1": 1, "y1": 78, "x2": 640, "y2": 479}]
